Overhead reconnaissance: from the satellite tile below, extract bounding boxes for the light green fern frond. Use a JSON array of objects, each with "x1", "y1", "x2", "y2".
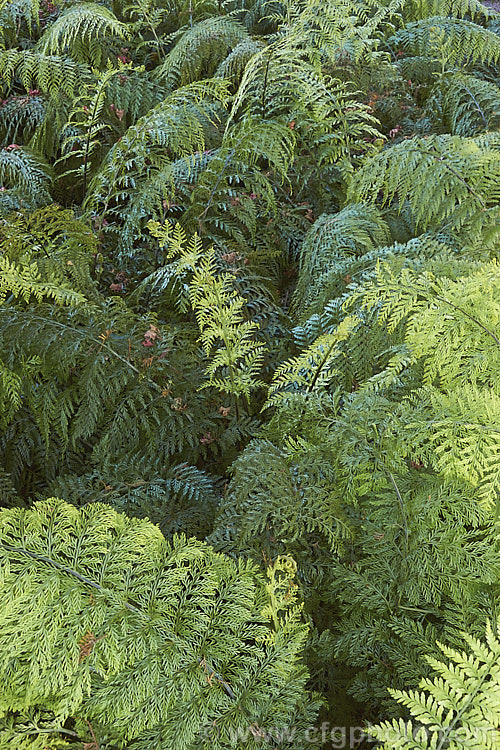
[
  {"x1": 0, "y1": 49, "x2": 92, "y2": 97},
  {"x1": 0, "y1": 499, "x2": 320, "y2": 749},
  {"x1": 38, "y1": 3, "x2": 129, "y2": 66},
  {"x1": 154, "y1": 16, "x2": 250, "y2": 90},
  {"x1": 370, "y1": 623, "x2": 500, "y2": 749}
]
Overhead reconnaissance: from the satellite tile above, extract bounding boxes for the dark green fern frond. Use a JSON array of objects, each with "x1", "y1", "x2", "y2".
[
  {"x1": 348, "y1": 134, "x2": 500, "y2": 237},
  {"x1": 86, "y1": 78, "x2": 229, "y2": 226},
  {"x1": 38, "y1": 3, "x2": 129, "y2": 67},
  {"x1": 0, "y1": 146, "x2": 52, "y2": 206},
  {"x1": 48, "y1": 460, "x2": 219, "y2": 538},
  {"x1": 390, "y1": 17, "x2": 500, "y2": 68},
  {"x1": 215, "y1": 38, "x2": 264, "y2": 89},
  {"x1": 293, "y1": 204, "x2": 390, "y2": 319},
  {"x1": 432, "y1": 73, "x2": 500, "y2": 135},
  {"x1": 0, "y1": 93, "x2": 45, "y2": 145}
]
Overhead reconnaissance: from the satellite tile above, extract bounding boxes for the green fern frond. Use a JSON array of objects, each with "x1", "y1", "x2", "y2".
[
  {"x1": 403, "y1": 0, "x2": 494, "y2": 20},
  {"x1": 38, "y1": 4, "x2": 128, "y2": 66},
  {"x1": 0, "y1": 146, "x2": 52, "y2": 205},
  {"x1": 154, "y1": 16, "x2": 250, "y2": 90},
  {"x1": 370, "y1": 624, "x2": 500, "y2": 749},
  {"x1": 432, "y1": 73, "x2": 500, "y2": 136},
  {"x1": 0, "y1": 49, "x2": 92, "y2": 97},
  {"x1": 348, "y1": 134, "x2": 500, "y2": 236},
  {"x1": 293, "y1": 204, "x2": 390, "y2": 318},
  {"x1": 86, "y1": 78, "x2": 228, "y2": 223},
  {"x1": 0, "y1": 499, "x2": 320, "y2": 749},
  {"x1": 391, "y1": 17, "x2": 500, "y2": 68}
]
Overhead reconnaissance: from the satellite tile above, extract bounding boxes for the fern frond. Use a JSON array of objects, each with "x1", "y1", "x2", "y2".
[
  {"x1": 0, "y1": 146, "x2": 52, "y2": 205},
  {"x1": 391, "y1": 17, "x2": 500, "y2": 68},
  {"x1": 434, "y1": 73, "x2": 500, "y2": 136},
  {"x1": 154, "y1": 16, "x2": 250, "y2": 90},
  {"x1": 38, "y1": 4, "x2": 129, "y2": 67},
  {"x1": 370, "y1": 624, "x2": 500, "y2": 749},
  {"x1": 293, "y1": 204, "x2": 390, "y2": 318},
  {"x1": 0, "y1": 499, "x2": 320, "y2": 749},
  {"x1": 348, "y1": 134, "x2": 500, "y2": 236},
  {"x1": 0, "y1": 49, "x2": 92, "y2": 97}
]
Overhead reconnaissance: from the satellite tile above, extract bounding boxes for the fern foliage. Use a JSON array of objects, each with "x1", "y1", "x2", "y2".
[
  {"x1": 0, "y1": 499, "x2": 320, "y2": 749},
  {"x1": 370, "y1": 624, "x2": 500, "y2": 749},
  {"x1": 1, "y1": 0, "x2": 500, "y2": 738}
]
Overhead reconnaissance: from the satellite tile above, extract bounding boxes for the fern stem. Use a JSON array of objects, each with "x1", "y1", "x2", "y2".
[
  {"x1": 388, "y1": 471, "x2": 409, "y2": 554},
  {"x1": 261, "y1": 49, "x2": 271, "y2": 119},
  {"x1": 434, "y1": 294, "x2": 500, "y2": 346},
  {"x1": 17, "y1": 728, "x2": 80, "y2": 738}
]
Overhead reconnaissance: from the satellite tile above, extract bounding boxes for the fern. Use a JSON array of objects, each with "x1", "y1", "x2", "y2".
[
  {"x1": 348, "y1": 134, "x2": 500, "y2": 238},
  {"x1": 292, "y1": 204, "x2": 390, "y2": 318},
  {"x1": 86, "y1": 78, "x2": 228, "y2": 234},
  {"x1": 370, "y1": 623, "x2": 500, "y2": 749},
  {"x1": 390, "y1": 17, "x2": 500, "y2": 70},
  {"x1": 432, "y1": 73, "x2": 500, "y2": 135},
  {"x1": 0, "y1": 146, "x2": 52, "y2": 206},
  {"x1": 0, "y1": 499, "x2": 321, "y2": 749},
  {"x1": 38, "y1": 3, "x2": 129, "y2": 67},
  {"x1": 189, "y1": 248, "x2": 267, "y2": 410},
  {"x1": 154, "y1": 16, "x2": 250, "y2": 90},
  {"x1": 3, "y1": 0, "x2": 500, "y2": 733},
  {"x1": 0, "y1": 49, "x2": 92, "y2": 97}
]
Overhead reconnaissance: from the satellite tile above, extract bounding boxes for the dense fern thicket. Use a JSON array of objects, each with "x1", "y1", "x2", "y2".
[{"x1": 0, "y1": 0, "x2": 500, "y2": 744}]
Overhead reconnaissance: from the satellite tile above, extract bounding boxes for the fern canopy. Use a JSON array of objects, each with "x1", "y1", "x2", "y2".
[{"x1": 1, "y1": 0, "x2": 500, "y2": 740}]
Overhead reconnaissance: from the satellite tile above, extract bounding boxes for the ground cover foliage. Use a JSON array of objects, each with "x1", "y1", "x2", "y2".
[{"x1": 0, "y1": 0, "x2": 500, "y2": 745}]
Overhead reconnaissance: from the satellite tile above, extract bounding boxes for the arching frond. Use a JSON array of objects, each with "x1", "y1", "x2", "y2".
[
  {"x1": 38, "y1": 3, "x2": 129, "y2": 66},
  {"x1": 154, "y1": 16, "x2": 250, "y2": 90}
]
